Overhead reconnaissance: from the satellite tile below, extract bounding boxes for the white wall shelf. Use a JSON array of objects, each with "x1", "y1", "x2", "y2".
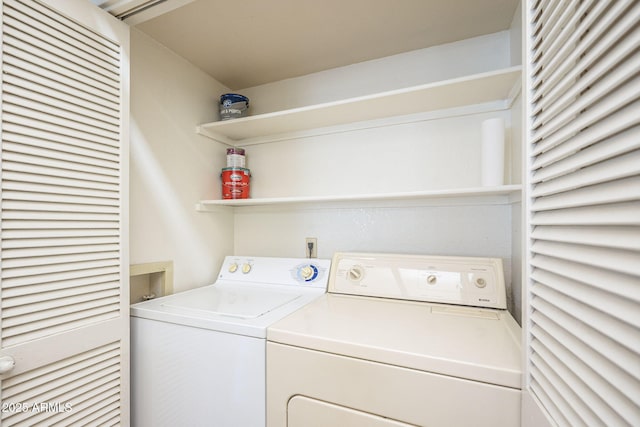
[
  {"x1": 197, "y1": 185, "x2": 522, "y2": 212},
  {"x1": 196, "y1": 66, "x2": 522, "y2": 146}
]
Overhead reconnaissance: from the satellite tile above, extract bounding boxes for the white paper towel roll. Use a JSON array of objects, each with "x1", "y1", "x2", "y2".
[{"x1": 481, "y1": 117, "x2": 505, "y2": 187}]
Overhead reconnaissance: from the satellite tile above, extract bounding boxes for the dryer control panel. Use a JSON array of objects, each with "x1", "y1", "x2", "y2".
[{"x1": 329, "y1": 253, "x2": 506, "y2": 309}]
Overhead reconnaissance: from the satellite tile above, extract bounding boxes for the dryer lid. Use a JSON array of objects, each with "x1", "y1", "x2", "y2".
[{"x1": 268, "y1": 293, "x2": 522, "y2": 389}]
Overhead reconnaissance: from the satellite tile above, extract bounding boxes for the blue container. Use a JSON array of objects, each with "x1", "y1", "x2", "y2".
[{"x1": 219, "y1": 93, "x2": 249, "y2": 120}]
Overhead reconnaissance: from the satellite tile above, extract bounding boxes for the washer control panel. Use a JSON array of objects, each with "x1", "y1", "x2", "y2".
[
  {"x1": 331, "y1": 253, "x2": 506, "y2": 309},
  {"x1": 219, "y1": 256, "x2": 330, "y2": 289}
]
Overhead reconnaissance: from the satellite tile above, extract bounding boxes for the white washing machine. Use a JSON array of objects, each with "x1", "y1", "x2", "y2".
[
  {"x1": 267, "y1": 252, "x2": 522, "y2": 427},
  {"x1": 130, "y1": 256, "x2": 330, "y2": 427}
]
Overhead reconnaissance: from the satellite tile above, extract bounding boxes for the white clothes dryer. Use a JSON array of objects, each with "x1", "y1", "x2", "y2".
[
  {"x1": 267, "y1": 252, "x2": 522, "y2": 427},
  {"x1": 130, "y1": 256, "x2": 330, "y2": 427}
]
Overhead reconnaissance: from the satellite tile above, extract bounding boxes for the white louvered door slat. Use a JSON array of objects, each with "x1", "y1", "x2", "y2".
[
  {"x1": 532, "y1": 100, "x2": 640, "y2": 170},
  {"x1": 1, "y1": 123, "x2": 121, "y2": 155},
  {"x1": 2, "y1": 14, "x2": 120, "y2": 74},
  {"x1": 4, "y1": 0, "x2": 120, "y2": 58},
  {"x1": 1, "y1": 342, "x2": 122, "y2": 426},
  {"x1": 531, "y1": 225, "x2": 640, "y2": 251},
  {"x1": 2, "y1": 61, "x2": 121, "y2": 110},
  {"x1": 525, "y1": 1, "x2": 640, "y2": 426},
  {"x1": 0, "y1": 0, "x2": 129, "y2": 425},
  {"x1": 532, "y1": 0, "x2": 637, "y2": 116}
]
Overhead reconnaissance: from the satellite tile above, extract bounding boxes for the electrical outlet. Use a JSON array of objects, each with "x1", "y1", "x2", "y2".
[{"x1": 305, "y1": 237, "x2": 317, "y2": 258}]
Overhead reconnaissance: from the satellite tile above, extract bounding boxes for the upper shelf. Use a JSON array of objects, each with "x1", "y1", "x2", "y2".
[
  {"x1": 196, "y1": 185, "x2": 523, "y2": 212},
  {"x1": 197, "y1": 66, "x2": 522, "y2": 146}
]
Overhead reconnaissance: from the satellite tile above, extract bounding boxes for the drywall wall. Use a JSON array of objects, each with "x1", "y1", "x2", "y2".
[
  {"x1": 244, "y1": 109, "x2": 513, "y2": 198},
  {"x1": 129, "y1": 29, "x2": 234, "y2": 293},
  {"x1": 240, "y1": 31, "x2": 511, "y2": 114},
  {"x1": 510, "y1": 1, "x2": 523, "y2": 67}
]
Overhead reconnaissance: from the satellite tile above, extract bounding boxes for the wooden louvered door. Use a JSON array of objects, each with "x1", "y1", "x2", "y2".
[
  {"x1": 0, "y1": 0, "x2": 130, "y2": 425},
  {"x1": 524, "y1": 0, "x2": 640, "y2": 426}
]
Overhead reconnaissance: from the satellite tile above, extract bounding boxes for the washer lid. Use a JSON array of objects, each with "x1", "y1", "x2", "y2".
[
  {"x1": 161, "y1": 284, "x2": 301, "y2": 319},
  {"x1": 130, "y1": 283, "x2": 324, "y2": 338}
]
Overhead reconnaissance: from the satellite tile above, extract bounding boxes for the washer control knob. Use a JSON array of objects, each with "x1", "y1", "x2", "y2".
[
  {"x1": 228, "y1": 263, "x2": 239, "y2": 273},
  {"x1": 426, "y1": 274, "x2": 437, "y2": 285},
  {"x1": 296, "y1": 264, "x2": 319, "y2": 282},
  {"x1": 242, "y1": 263, "x2": 252, "y2": 274},
  {"x1": 300, "y1": 266, "x2": 314, "y2": 280},
  {"x1": 347, "y1": 266, "x2": 364, "y2": 282},
  {"x1": 475, "y1": 277, "x2": 487, "y2": 288}
]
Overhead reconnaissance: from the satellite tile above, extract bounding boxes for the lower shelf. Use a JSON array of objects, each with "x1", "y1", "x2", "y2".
[{"x1": 196, "y1": 185, "x2": 522, "y2": 212}]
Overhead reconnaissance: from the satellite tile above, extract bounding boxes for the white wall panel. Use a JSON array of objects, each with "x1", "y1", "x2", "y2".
[
  {"x1": 244, "y1": 110, "x2": 513, "y2": 199},
  {"x1": 129, "y1": 29, "x2": 234, "y2": 292},
  {"x1": 240, "y1": 32, "x2": 512, "y2": 115}
]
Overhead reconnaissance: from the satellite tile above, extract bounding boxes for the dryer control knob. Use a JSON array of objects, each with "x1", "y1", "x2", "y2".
[
  {"x1": 426, "y1": 274, "x2": 437, "y2": 285},
  {"x1": 347, "y1": 266, "x2": 364, "y2": 282},
  {"x1": 475, "y1": 277, "x2": 487, "y2": 288},
  {"x1": 228, "y1": 263, "x2": 239, "y2": 273},
  {"x1": 242, "y1": 263, "x2": 252, "y2": 274}
]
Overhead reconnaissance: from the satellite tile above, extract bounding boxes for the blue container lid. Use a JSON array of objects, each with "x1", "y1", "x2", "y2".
[{"x1": 220, "y1": 93, "x2": 249, "y2": 106}]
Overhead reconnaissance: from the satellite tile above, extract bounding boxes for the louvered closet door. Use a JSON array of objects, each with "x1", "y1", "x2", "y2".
[
  {"x1": 0, "y1": 0, "x2": 129, "y2": 425},
  {"x1": 525, "y1": 1, "x2": 639, "y2": 426}
]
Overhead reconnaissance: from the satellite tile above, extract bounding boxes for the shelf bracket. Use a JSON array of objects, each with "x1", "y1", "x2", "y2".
[{"x1": 195, "y1": 125, "x2": 236, "y2": 146}]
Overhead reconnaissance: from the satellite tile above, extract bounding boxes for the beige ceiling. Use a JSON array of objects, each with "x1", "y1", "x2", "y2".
[{"x1": 133, "y1": 0, "x2": 519, "y2": 90}]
